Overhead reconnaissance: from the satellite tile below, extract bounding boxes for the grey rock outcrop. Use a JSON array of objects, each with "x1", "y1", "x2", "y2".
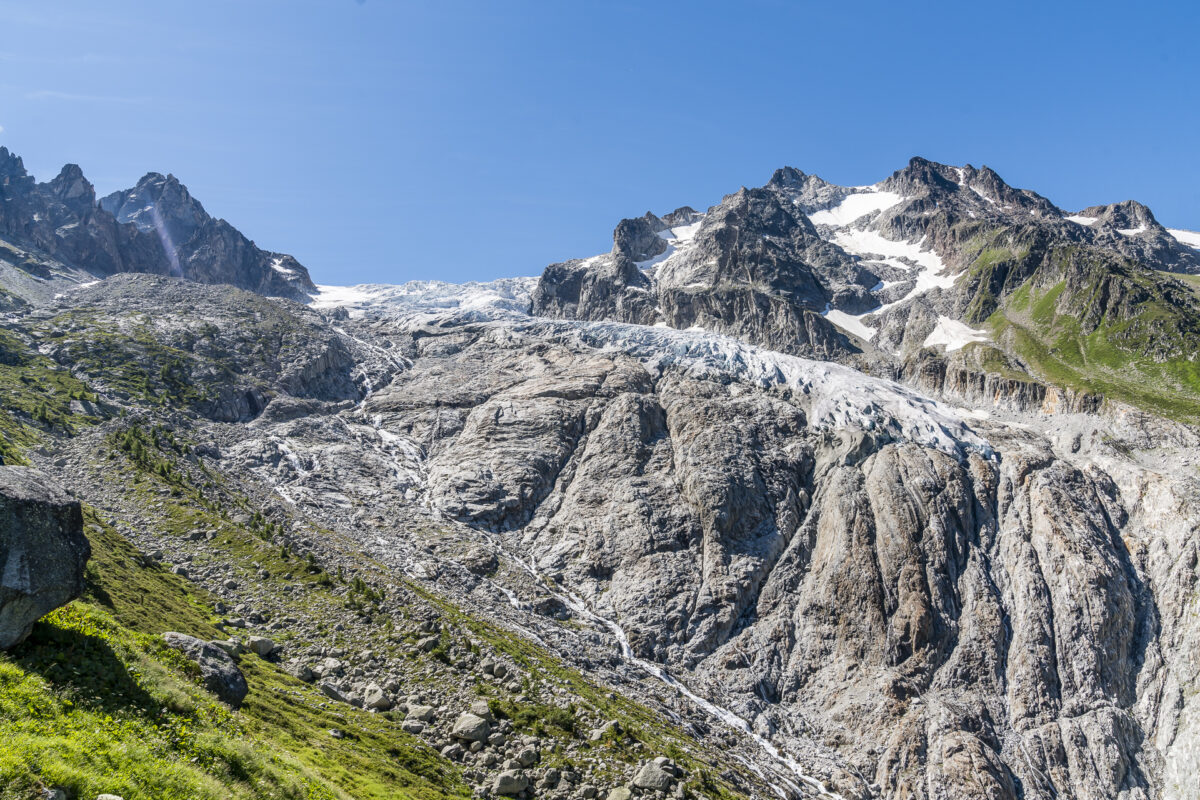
[
  {"x1": 340, "y1": 308, "x2": 1199, "y2": 799},
  {"x1": 0, "y1": 466, "x2": 90, "y2": 649},
  {"x1": 531, "y1": 183, "x2": 869, "y2": 362},
  {"x1": 247, "y1": 635, "x2": 276, "y2": 657},
  {"x1": 162, "y1": 632, "x2": 249, "y2": 707},
  {"x1": 40, "y1": 275, "x2": 365, "y2": 422},
  {"x1": 632, "y1": 758, "x2": 678, "y2": 791},
  {"x1": 493, "y1": 770, "x2": 529, "y2": 796}
]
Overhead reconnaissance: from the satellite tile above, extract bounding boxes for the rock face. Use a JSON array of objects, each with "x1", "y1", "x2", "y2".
[
  {"x1": 0, "y1": 146, "x2": 314, "y2": 300},
  {"x1": 162, "y1": 632, "x2": 249, "y2": 707},
  {"x1": 36, "y1": 276, "x2": 364, "y2": 423},
  {"x1": 531, "y1": 185, "x2": 867, "y2": 361},
  {"x1": 325, "y1": 306, "x2": 1197, "y2": 800},
  {"x1": 493, "y1": 770, "x2": 529, "y2": 796},
  {"x1": 101, "y1": 171, "x2": 315, "y2": 299},
  {"x1": 632, "y1": 758, "x2": 678, "y2": 790},
  {"x1": 0, "y1": 466, "x2": 90, "y2": 649}
]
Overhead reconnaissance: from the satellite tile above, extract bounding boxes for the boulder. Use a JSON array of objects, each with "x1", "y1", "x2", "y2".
[
  {"x1": 0, "y1": 467, "x2": 90, "y2": 649},
  {"x1": 319, "y1": 681, "x2": 349, "y2": 704},
  {"x1": 589, "y1": 719, "x2": 620, "y2": 741},
  {"x1": 451, "y1": 712, "x2": 491, "y2": 742},
  {"x1": 162, "y1": 632, "x2": 248, "y2": 708},
  {"x1": 606, "y1": 788, "x2": 632, "y2": 800},
  {"x1": 313, "y1": 656, "x2": 344, "y2": 677},
  {"x1": 211, "y1": 639, "x2": 245, "y2": 657},
  {"x1": 246, "y1": 635, "x2": 275, "y2": 657},
  {"x1": 363, "y1": 682, "x2": 392, "y2": 711},
  {"x1": 493, "y1": 770, "x2": 529, "y2": 796},
  {"x1": 459, "y1": 545, "x2": 498, "y2": 575},
  {"x1": 407, "y1": 703, "x2": 435, "y2": 722},
  {"x1": 633, "y1": 758, "x2": 677, "y2": 791},
  {"x1": 468, "y1": 698, "x2": 495, "y2": 721},
  {"x1": 288, "y1": 661, "x2": 314, "y2": 682}
]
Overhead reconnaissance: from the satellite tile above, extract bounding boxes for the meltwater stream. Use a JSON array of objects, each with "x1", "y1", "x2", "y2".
[{"x1": 482, "y1": 533, "x2": 843, "y2": 800}]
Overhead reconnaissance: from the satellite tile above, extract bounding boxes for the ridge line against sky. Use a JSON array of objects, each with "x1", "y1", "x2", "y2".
[{"x1": 1, "y1": 0, "x2": 1197, "y2": 285}]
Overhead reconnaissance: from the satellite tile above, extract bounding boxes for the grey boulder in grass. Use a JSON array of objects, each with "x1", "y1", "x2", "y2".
[
  {"x1": 0, "y1": 466, "x2": 90, "y2": 650},
  {"x1": 162, "y1": 632, "x2": 249, "y2": 708}
]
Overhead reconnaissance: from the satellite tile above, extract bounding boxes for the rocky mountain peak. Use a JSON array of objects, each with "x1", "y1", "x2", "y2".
[
  {"x1": 711, "y1": 186, "x2": 820, "y2": 241},
  {"x1": 0, "y1": 146, "x2": 35, "y2": 192},
  {"x1": 661, "y1": 205, "x2": 702, "y2": 227},
  {"x1": 1078, "y1": 199, "x2": 1161, "y2": 231},
  {"x1": 45, "y1": 164, "x2": 97, "y2": 214},
  {"x1": 965, "y1": 164, "x2": 1061, "y2": 216},
  {"x1": 766, "y1": 165, "x2": 810, "y2": 188},
  {"x1": 879, "y1": 156, "x2": 962, "y2": 195},
  {"x1": 612, "y1": 216, "x2": 668, "y2": 262},
  {"x1": 100, "y1": 170, "x2": 210, "y2": 245},
  {"x1": 0, "y1": 146, "x2": 317, "y2": 299},
  {"x1": 766, "y1": 166, "x2": 849, "y2": 212}
]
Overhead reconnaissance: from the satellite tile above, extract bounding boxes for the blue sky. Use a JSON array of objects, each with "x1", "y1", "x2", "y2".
[{"x1": 1, "y1": 1, "x2": 1197, "y2": 285}]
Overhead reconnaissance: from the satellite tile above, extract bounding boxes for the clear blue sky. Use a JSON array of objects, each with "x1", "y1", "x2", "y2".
[{"x1": 1, "y1": 1, "x2": 1197, "y2": 285}]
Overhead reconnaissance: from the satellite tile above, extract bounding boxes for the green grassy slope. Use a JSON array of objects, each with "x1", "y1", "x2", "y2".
[
  {"x1": 951, "y1": 226, "x2": 1200, "y2": 421},
  {"x1": 0, "y1": 509, "x2": 469, "y2": 800}
]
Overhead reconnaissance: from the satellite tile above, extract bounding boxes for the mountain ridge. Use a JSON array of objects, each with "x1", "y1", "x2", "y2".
[
  {"x1": 0, "y1": 146, "x2": 315, "y2": 300},
  {"x1": 529, "y1": 155, "x2": 1200, "y2": 422}
]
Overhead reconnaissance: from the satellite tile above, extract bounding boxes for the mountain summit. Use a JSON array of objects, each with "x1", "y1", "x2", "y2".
[
  {"x1": 0, "y1": 147, "x2": 315, "y2": 299},
  {"x1": 531, "y1": 156, "x2": 1200, "y2": 420}
]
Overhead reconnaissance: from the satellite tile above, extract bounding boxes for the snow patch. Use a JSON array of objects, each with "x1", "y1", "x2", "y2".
[
  {"x1": 1118, "y1": 225, "x2": 1148, "y2": 236},
  {"x1": 923, "y1": 316, "x2": 990, "y2": 352},
  {"x1": 311, "y1": 284, "x2": 374, "y2": 309},
  {"x1": 1066, "y1": 215, "x2": 1098, "y2": 226},
  {"x1": 270, "y1": 257, "x2": 298, "y2": 277},
  {"x1": 1168, "y1": 228, "x2": 1200, "y2": 250},
  {"x1": 808, "y1": 232, "x2": 959, "y2": 343},
  {"x1": 807, "y1": 190, "x2": 903, "y2": 227},
  {"x1": 832, "y1": 229, "x2": 953, "y2": 290},
  {"x1": 638, "y1": 217, "x2": 706, "y2": 273},
  {"x1": 669, "y1": 219, "x2": 704, "y2": 242},
  {"x1": 823, "y1": 305, "x2": 875, "y2": 341}
]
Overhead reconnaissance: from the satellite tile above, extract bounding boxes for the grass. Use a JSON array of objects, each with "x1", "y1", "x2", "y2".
[
  {"x1": 0, "y1": 604, "x2": 321, "y2": 800},
  {"x1": 0, "y1": 509, "x2": 471, "y2": 800},
  {"x1": 417, "y1": 584, "x2": 752, "y2": 800},
  {"x1": 0, "y1": 456, "x2": 757, "y2": 799},
  {"x1": 32, "y1": 311, "x2": 220, "y2": 409},
  {"x1": 0, "y1": 327, "x2": 99, "y2": 465},
  {"x1": 953, "y1": 225, "x2": 1035, "y2": 323},
  {"x1": 991, "y1": 270, "x2": 1200, "y2": 421}
]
